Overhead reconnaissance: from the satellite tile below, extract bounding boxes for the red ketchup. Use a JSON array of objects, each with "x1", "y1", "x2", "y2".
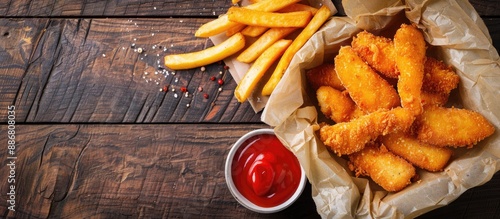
[{"x1": 231, "y1": 134, "x2": 302, "y2": 207}]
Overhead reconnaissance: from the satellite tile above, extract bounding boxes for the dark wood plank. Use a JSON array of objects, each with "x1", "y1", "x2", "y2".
[
  {"x1": 469, "y1": 0, "x2": 500, "y2": 17},
  {"x1": 1, "y1": 124, "x2": 499, "y2": 218},
  {"x1": 1, "y1": 18, "x2": 261, "y2": 123},
  {"x1": 418, "y1": 172, "x2": 500, "y2": 218},
  {"x1": 0, "y1": 0, "x2": 497, "y2": 17},
  {"x1": 0, "y1": 0, "x2": 232, "y2": 17},
  {"x1": 484, "y1": 17, "x2": 500, "y2": 49},
  {"x1": 0, "y1": 19, "x2": 49, "y2": 123},
  {"x1": 0, "y1": 124, "x2": 319, "y2": 218}
]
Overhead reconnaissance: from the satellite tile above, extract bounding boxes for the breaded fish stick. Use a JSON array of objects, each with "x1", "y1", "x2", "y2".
[
  {"x1": 306, "y1": 64, "x2": 345, "y2": 91},
  {"x1": 351, "y1": 31, "x2": 399, "y2": 78},
  {"x1": 348, "y1": 143, "x2": 416, "y2": 192},
  {"x1": 316, "y1": 86, "x2": 364, "y2": 123},
  {"x1": 414, "y1": 105, "x2": 495, "y2": 147},
  {"x1": 394, "y1": 24, "x2": 426, "y2": 115},
  {"x1": 352, "y1": 31, "x2": 459, "y2": 98},
  {"x1": 380, "y1": 131, "x2": 453, "y2": 172},
  {"x1": 335, "y1": 46, "x2": 400, "y2": 113},
  {"x1": 423, "y1": 57, "x2": 460, "y2": 94},
  {"x1": 319, "y1": 107, "x2": 414, "y2": 156},
  {"x1": 420, "y1": 90, "x2": 449, "y2": 107}
]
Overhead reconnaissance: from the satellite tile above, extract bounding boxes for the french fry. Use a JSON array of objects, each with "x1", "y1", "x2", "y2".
[
  {"x1": 237, "y1": 27, "x2": 297, "y2": 63},
  {"x1": 241, "y1": 26, "x2": 269, "y2": 37},
  {"x1": 239, "y1": 4, "x2": 317, "y2": 38},
  {"x1": 164, "y1": 33, "x2": 245, "y2": 70},
  {"x1": 235, "y1": 39, "x2": 292, "y2": 102},
  {"x1": 278, "y1": 3, "x2": 319, "y2": 14},
  {"x1": 194, "y1": 0, "x2": 301, "y2": 37},
  {"x1": 195, "y1": 15, "x2": 238, "y2": 38},
  {"x1": 262, "y1": 5, "x2": 331, "y2": 95},
  {"x1": 227, "y1": 7, "x2": 312, "y2": 28},
  {"x1": 226, "y1": 23, "x2": 247, "y2": 37}
]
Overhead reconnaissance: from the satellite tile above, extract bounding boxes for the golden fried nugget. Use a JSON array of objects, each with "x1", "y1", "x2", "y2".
[
  {"x1": 348, "y1": 143, "x2": 416, "y2": 192},
  {"x1": 420, "y1": 90, "x2": 449, "y2": 107},
  {"x1": 316, "y1": 86, "x2": 363, "y2": 123},
  {"x1": 334, "y1": 46, "x2": 400, "y2": 113},
  {"x1": 306, "y1": 64, "x2": 345, "y2": 91},
  {"x1": 380, "y1": 131, "x2": 453, "y2": 172},
  {"x1": 423, "y1": 57, "x2": 460, "y2": 94},
  {"x1": 351, "y1": 31, "x2": 460, "y2": 96},
  {"x1": 394, "y1": 24, "x2": 426, "y2": 116},
  {"x1": 414, "y1": 105, "x2": 495, "y2": 147},
  {"x1": 319, "y1": 107, "x2": 415, "y2": 156},
  {"x1": 351, "y1": 31, "x2": 399, "y2": 78}
]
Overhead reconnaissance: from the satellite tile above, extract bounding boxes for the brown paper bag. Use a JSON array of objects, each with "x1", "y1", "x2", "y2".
[{"x1": 259, "y1": 0, "x2": 500, "y2": 218}]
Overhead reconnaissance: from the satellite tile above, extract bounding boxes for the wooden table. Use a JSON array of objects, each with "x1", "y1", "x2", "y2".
[{"x1": 0, "y1": 0, "x2": 499, "y2": 218}]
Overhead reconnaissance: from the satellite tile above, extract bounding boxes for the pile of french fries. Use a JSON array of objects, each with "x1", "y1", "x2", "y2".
[{"x1": 163, "y1": 0, "x2": 332, "y2": 102}]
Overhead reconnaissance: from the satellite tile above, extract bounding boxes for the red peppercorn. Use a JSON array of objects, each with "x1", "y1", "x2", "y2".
[
  {"x1": 210, "y1": 76, "x2": 216, "y2": 81},
  {"x1": 162, "y1": 85, "x2": 169, "y2": 92},
  {"x1": 180, "y1": 86, "x2": 187, "y2": 93},
  {"x1": 218, "y1": 79, "x2": 224, "y2": 85},
  {"x1": 223, "y1": 65, "x2": 229, "y2": 70},
  {"x1": 203, "y1": 93, "x2": 209, "y2": 99}
]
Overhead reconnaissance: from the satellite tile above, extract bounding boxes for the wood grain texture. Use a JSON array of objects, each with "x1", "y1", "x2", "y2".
[
  {"x1": 469, "y1": 0, "x2": 500, "y2": 17},
  {"x1": 0, "y1": 19, "x2": 48, "y2": 123},
  {"x1": 0, "y1": 0, "x2": 232, "y2": 17},
  {"x1": 1, "y1": 18, "x2": 261, "y2": 123},
  {"x1": 0, "y1": 124, "x2": 320, "y2": 218},
  {"x1": 484, "y1": 18, "x2": 500, "y2": 49},
  {"x1": 0, "y1": 124, "x2": 499, "y2": 218},
  {"x1": 0, "y1": 0, "x2": 497, "y2": 17}
]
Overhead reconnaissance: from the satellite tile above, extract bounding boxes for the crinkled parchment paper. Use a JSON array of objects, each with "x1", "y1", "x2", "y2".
[{"x1": 262, "y1": 0, "x2": 500, "y2": 218}]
